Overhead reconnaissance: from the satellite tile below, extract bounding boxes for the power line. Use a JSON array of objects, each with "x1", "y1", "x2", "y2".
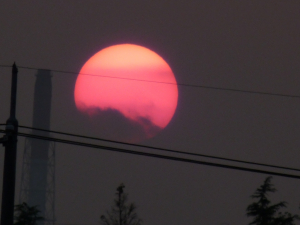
[
  {"x1": 0, "y1": 65, "x2": 12, "y2": 69},
  {"x1": 1, "y1": 64, "x2": 300, "y2": 98},
  {"x1": 1, "y1": 129, "x2": 299, "y2": 179},
  {"x1": 55, "y1": 224, "x2": 96, "y2": 225},
  {"x1": 18, "y1": 125, "x2": 300, "y2": 173}
]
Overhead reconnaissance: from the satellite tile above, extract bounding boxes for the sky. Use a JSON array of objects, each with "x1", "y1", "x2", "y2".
[{"x1": 1, "y1": 1, "x2": 300, "y2": 225}]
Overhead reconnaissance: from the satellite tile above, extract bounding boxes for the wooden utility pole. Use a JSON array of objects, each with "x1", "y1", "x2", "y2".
[{"x1": 1, "y1": 63, "x2": 19, "y2": 225}]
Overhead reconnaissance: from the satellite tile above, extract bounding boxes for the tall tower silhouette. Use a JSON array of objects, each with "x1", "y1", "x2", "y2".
[{"x1": 19, "y1": 69, "x2": 55, "y2": 224}]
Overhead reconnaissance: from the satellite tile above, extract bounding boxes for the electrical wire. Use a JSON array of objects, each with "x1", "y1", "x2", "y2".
[
  {"x1": 0, "y1": 65, "x2": 12, "y2": 69},
  {"x1": 18, "y1": 125, "x2": 300, "y2": 173},
  {"x1": 1, "y1": 64, "x2": 300, "y2": 98},
  {"x1": 55, "y1": 224, "x2": 96, "y2": 225},
  {"x1": 1, "y1": 64, "x2": 300, "y2": 176},
  {"x1": 1, "y1": 129, "x2": 300, "y2": 179}
]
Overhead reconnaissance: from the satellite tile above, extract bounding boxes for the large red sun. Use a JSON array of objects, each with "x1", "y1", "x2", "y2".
[{"x1": 74, "y1": 44, "x2": 178, "y2": 142}]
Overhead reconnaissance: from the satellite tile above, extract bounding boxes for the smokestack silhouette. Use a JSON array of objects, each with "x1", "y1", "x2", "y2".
[{"x1": 19, "y1": 69, "x2": 55, "y2": 225}]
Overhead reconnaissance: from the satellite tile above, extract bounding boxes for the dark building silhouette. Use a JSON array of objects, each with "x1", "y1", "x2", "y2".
[{"x1": 19, "y1": 69, "x2": 55, "y2": 225}]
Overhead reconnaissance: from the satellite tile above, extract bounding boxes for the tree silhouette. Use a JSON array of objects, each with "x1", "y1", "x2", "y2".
[
  {"x1": 246, "y1": 176, "x2": 299, "y2": 225},
  {"x1": 100, "y1": 183, "x2": 142, "y2": 225},
  {"x1": 14, "y1": 202, "x2": 44, "y2": 225}
]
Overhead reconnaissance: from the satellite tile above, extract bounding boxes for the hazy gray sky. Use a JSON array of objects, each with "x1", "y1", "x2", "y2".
[{"x1": 1, "y1": 1, "x2": 300, "y2": 225}]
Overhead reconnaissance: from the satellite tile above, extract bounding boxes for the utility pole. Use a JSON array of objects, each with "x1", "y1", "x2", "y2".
[{"x1": 0, "y1": 63, "x2": 19, "y2": 225}]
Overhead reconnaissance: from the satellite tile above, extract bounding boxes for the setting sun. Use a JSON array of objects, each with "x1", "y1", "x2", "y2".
[{"x1": 74, "y1": 44, "x2": 178, "y2": 142}]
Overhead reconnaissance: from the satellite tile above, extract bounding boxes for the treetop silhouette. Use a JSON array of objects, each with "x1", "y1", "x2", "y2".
[
  {"x1": 14, "y1": 202, "x2": 44, "y2": 225},
  {"x1": 246, "y1": 176, "x2": 299, "y2": 225},
  {"x1": 100, "y1": 183, "x2": 142, "y2": 225}
]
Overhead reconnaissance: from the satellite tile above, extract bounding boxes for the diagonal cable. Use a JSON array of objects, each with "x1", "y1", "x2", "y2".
[
  {"x1": 17, "y1": 125, "x2": 300, "y2": 173},
  {"x1": 11, "y1": 130, "x2": 300, "y2": 180}
]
